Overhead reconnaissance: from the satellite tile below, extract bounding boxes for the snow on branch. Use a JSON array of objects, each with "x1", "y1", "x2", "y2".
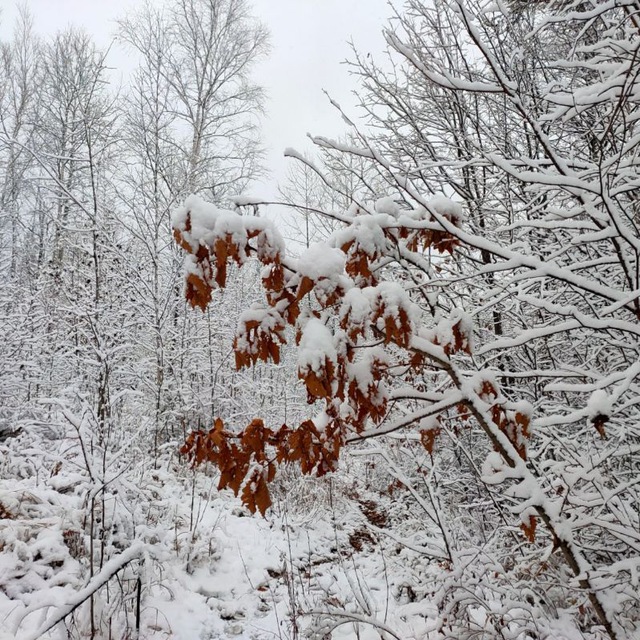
[{"x1": 16, "y1": 544, "x2": 144, "y2": 640}]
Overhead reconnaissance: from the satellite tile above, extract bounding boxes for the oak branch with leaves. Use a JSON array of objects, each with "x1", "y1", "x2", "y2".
[{"x1": 173, "y1": 194, "x2": 477, "y2": 512}]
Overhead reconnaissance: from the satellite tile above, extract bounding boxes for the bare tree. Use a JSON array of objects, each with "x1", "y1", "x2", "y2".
[
  {"x1": 279, "y1": 137, "x2": 386, "y2": 249},
  {"x1": 0, "y1": 5, "x2": 40, "y2": 277},
  {"x1": 117, "y1": 0, "x2": 269, "y2": 449}
]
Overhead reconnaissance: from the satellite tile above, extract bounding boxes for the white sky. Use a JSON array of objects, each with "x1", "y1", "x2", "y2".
[{"x1": 0, "y1": 0, "x2": 397, "y2": 200}]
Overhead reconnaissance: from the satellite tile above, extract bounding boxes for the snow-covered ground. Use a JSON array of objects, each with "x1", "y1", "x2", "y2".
[{"x1": 0, "y1": 425, "x2": 435, "y2": 640}]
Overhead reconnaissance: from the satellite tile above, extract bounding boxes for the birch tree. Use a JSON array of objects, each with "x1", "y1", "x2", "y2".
[
  {"x1": 118, "y1": 0, "x2": 269, "y2": 447},
  {"x1": 0, "y1": 8, "x2": 42, "y2": 437}
]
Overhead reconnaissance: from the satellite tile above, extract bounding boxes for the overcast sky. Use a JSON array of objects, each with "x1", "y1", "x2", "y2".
[{"x1": 0, "y1": 0, "x2": 396, "y2": 200}]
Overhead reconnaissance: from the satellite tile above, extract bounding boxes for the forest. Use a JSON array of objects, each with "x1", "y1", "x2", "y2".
[{"x1": 1, "y1": 0, "x2": 639, "y2": 638}]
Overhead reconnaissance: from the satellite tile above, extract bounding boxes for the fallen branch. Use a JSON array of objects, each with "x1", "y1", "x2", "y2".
[{"x1": 16, "y1": 543, "x2": 145, "y2": 640}]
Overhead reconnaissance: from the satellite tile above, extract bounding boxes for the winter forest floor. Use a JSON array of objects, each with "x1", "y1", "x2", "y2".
[{"x1": 0, "y1": 429, "x2": 438, "y2": 640}]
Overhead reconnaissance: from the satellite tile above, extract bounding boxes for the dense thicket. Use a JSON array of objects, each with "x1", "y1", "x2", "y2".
[
  {"x1": 176, "y1": 1, "x2": 640, "y2": 639},
  {"x1": 0, "y1": 2, "x2": 296, "y2": 637},
  {"x1": 1, "y1": 0, "x2": 640, "y2": 639}
]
